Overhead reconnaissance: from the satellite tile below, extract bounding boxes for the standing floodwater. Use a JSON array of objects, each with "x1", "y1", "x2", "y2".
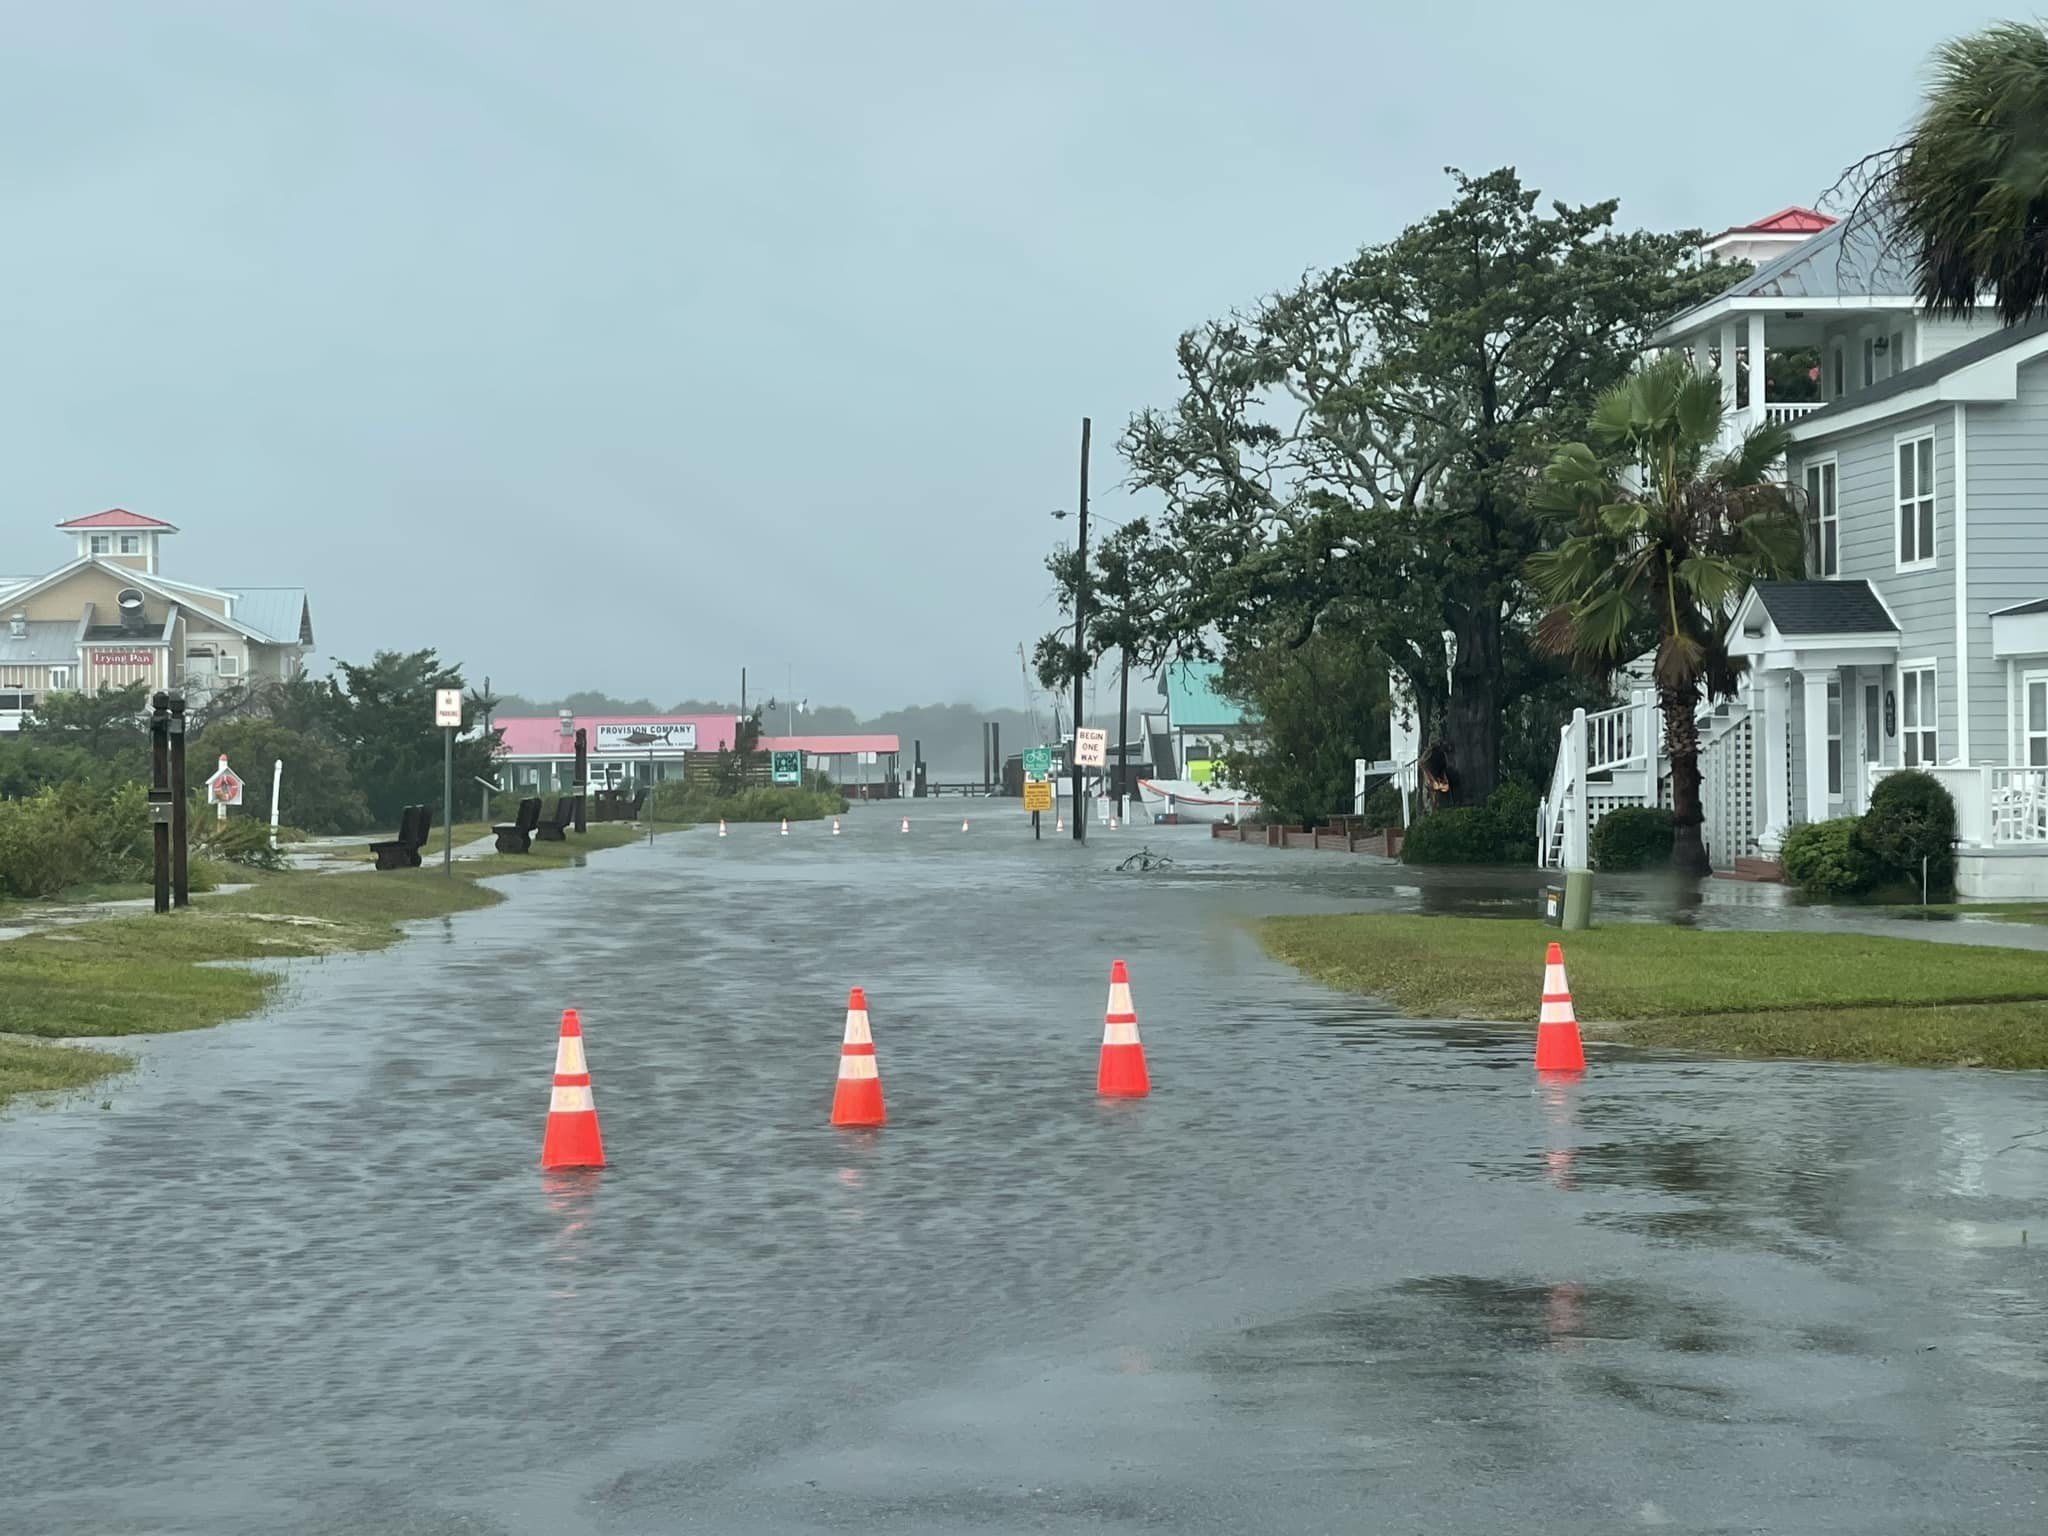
[{"x1": 4, "y1": 814, "x2": 2046, "y2": 1533}]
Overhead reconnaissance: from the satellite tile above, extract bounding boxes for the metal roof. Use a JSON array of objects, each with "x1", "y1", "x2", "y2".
[
  {"x1": 0, "y1": 620, "x2": 80, "y2": 664},
  {"x1": 1164, "y1": 661, "x2": 1243, "y2": 729},
  {"x1": 1660, "y1": 211, "x2": 1916, "y2": 340},
  {"x1": 1991, "y1": 596, "x2": 2048, "y2": 617},
  {"x1": 1751, "y1": 579, "x2": 1899, "y2": 636},
  {"x1": 222, "y1": 587, "x2": 311, "y2": 645}
]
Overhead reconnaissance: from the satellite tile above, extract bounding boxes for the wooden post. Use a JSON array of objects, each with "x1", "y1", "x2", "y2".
[
  {"x1": 150, "y1": 693, "x2": 171, "y2": 914},
  {"x1": 169, "y1": 695, "x2": 189, "y2": 907},
  {"x1": 573, "y1": 727, "x2": 588, "y2": 833}
]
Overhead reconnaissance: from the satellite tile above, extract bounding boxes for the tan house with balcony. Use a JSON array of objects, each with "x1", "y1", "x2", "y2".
[{"x1": 0, "y1": 509, "x2": 314, "y2": 728}]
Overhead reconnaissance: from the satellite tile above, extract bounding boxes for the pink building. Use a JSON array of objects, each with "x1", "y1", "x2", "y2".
[{"x1": 495, "y1": 712, "x2": 739, "y2": 791}]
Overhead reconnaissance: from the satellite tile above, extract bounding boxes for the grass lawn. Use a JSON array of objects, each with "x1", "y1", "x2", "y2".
[
  {"x1": 1258, "y1": 913, "x2": 2048, "y2": 1069},
  {"x1": 0, "y1": 820, "x2": 678, "y2": 1111}
]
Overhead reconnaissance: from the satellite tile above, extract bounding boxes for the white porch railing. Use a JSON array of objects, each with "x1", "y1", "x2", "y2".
[
  {"x1": 1991, "y1": 768, "x2": 2048, "y2": 843},
  {"x1": 1761, "y1": 401, "x2": 1825, "y2": 429},
  {"x1": 1697, "y1": 706, "x2": 1756, "y2": 868},
  {"x1": 1537, "y1": 693, "x2": 1657, "y2": 869}
]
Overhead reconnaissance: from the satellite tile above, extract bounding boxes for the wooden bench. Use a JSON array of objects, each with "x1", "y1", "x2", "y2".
[
  {"x1": 535, "y1": 794, "x2": 580, "y2": 842},
  {"x1": 493, "y1": 796, "x2": 542, "y2": 853},
  {"x1": 368, "y1": 803, "x2": 433, "y2": 870}
]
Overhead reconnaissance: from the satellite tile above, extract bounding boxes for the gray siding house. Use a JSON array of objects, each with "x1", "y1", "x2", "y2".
[{"x1": 1538, "y1": 211, "x2": 2048, "y2": 897}]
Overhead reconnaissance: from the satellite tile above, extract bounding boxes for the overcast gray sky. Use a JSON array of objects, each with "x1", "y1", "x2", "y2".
[{"x1": 1, "y1": 1, "x2": 2005, "y2": 714}]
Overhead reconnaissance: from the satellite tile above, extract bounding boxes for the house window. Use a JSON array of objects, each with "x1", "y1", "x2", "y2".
[
  {"x1": 1827, "y1": 679, "x2": 1843, "y2": 796},
  {"x1": 1829, "y1": 344, "x2": 1847, "y2": 399},
  {"x1": 0, "y1": 691, "x2": 36, "y2": 712},
  {"x1": 1804, "y1": 459, "x2": 1838, "y2": 577},
  {"x1": 1896, "y1": 433, "x2": 1937, "y2": 569},
  {"x1": 47, "y1": 667, "x2": 70, "y2": 691},
  {"x1": 1862, "y1": 336, "x2": 1877, "y2": 388},
  {"x1": 2027, "y1": 673, "x2": 2048, "y2": 768},
  {"x1": 89, "y1": 534, "x2": 110, "y2": 555},
  {"x1": 218, "y1": 654, "x2": 241, "y2": 678},
  {"x1": 118, "y1": 534, "x2": 140, "y2": 554},
  {"x1": 1889, "y1": 328, "x2": 1909, "y2": 377},
  {"x1": 1902, "y1": 664, "x2": 1938, "y2": 767}
]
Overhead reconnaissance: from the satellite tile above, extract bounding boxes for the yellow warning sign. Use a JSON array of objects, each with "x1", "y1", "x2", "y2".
[{"x1": 1023, "y1": 781, "x2": 1054, "y2": 812}]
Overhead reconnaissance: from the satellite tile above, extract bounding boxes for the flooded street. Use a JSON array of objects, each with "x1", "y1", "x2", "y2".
[{"x1": 5, "y1": 813, "x2": 2047, "y2": 1533}]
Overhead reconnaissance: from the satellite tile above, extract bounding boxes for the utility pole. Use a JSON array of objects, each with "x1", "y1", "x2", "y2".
[
  {"x1": 149, "y1": 692, "x2": 171, "y2": 914},
  {"x1": 1072, "y1": 416, "x2": 1090, "y2": 843}
]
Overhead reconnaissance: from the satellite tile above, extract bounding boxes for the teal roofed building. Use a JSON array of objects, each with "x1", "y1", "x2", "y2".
[{"x1": 1162, "y1": 660, "x2": 1249, "y2": 783}]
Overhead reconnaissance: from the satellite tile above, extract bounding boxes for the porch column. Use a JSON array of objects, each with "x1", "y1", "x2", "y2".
[
  {"x1": 1720, "y1": 321, "x2": 1739, "y2": 408},
  {"x1": 1759, "y1": 670, "x2": 1793, "y2": 853},
  {"x1": 1746, "y1": 312, "x2": 1768, "y2": 422},
  {"x1": 1802, "y1": 669, "x2": 1832, "y2": 825}
]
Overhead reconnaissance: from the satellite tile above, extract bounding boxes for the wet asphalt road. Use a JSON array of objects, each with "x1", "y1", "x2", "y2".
[{"x1": 4, "y1": 813, "x2": 2047, "y2": 1534}]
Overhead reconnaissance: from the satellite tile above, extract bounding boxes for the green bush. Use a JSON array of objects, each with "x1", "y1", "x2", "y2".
[
  {"x1": 1359, "y1": 781, "x2": 1404, "y2": 832},
  {"x1": 1401, "y1": 806, "x2": 1505, "y2": 865},
  {"x1": 1590, "y1": 806, "x2": 1675, "y2": 871},
  {"x1": 195, "y1": 815, "x2": 291, "y2": 871},
  {"x1": 1858, "y1": 770, "x2": 1956, "y2": 896},
  {"x1": 0, "y1": 782, "x2": 151, "y2": 898},
  {"x1": 1486, "y1": 781, "x2": 1540, "y2": 865},
  {"x1": 1401, "y1": 780, "x2": 1543, "y2": 866},
  {"x1": 1782, "y1": 817, "x2": 1878, "y2": 898},
  {"x1": 650, "y1": 782, "x2": 847, "y2": 824}
]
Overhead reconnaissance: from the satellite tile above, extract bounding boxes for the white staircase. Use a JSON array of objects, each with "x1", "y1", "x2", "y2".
[
  {"x1": 1537, "y1": 691, "x2": 1659, "y2": 870},
  {"x1": 1537, "y1": 686, "x2": 1759, "y2": 871}
]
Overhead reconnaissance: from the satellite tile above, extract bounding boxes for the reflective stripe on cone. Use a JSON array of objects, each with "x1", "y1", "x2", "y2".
[
  {"x1": 1534, "y1": 942, "x2": 1587, "y2": 1074},
  {"x1": 1097, "y1": 958, "x2": 1151, "y2": 1097},
  {"x1": 831, "y1": 986, "x2": 886, "y2": 1126},
  {"x1": 541, "y1": 1008, "x2": 605, "y2": 1168}
]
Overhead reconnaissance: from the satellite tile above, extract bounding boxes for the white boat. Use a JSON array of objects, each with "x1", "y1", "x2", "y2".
[{"x1": 1135, "y1": 777, "x2": 1261, "y2": 825}]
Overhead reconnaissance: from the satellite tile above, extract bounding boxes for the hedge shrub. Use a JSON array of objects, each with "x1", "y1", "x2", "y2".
[
  {"x1": 1859, "y1": 770, "x2": 1956, "y2": 896},
  {"x1": 1400, "y1": 780, "x2": 1543, "y2": 866},
  {"x1": 0, "y1": 782, "x2": 152, "y2": 898},
  {"x1": 1781, "y1": 817, "x2": 1877, "y2": 898},
  {"x1": 1359, "y1": 781, "x2": 1404, "y2": 832},
  {"x1": 1590, "y1": 806, "x2": 1675, "y2": 871}
]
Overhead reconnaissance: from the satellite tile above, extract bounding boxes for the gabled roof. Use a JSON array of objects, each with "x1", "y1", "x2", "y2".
[
  {"x1": 0, "y1": 558, "x2": 274, "y2": 643},
  {"x1": 1164, "y1": 661, "x2": 1244, "y2": 730},
  {"x1": 218, "y1": 587, "x2": 312, "y2": 646},
  {"x1": 1749, "y1": 579, "x2": 1899, "y2": 636},
  {"x1": 1715, "y1": 205, "x2": 1835, "y2": 239},
  {"x1": 55, "y1": 508, "x2": 177, "y2": 531}
]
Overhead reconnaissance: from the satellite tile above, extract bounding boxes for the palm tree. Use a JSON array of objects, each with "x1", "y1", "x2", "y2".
[
  {"x1": 1890, "y1": 22, "x2": 2048, "y2": 324},
  {"x1": 1527, "y1": 355, "x2": 1807, "y2": 875}
]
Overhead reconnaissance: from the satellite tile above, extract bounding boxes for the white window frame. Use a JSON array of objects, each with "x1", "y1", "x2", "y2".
[
  {"x1": 1861, "y1": 334, "x2": 1877, "y2": 389},
  {"x1": 1887, "y1": 326, "x2": 1909, "y2": 377},
  {"x1": 1829, "y1": 342, "x2": 1847, "y2": 399},
  {"x1": 217, "y1": 653, "x2": 241, "y2": 679},
  {"x1": 89, "y1": 534, "x2": 110, "y2": 555},
  {"x1": 118, "y1": 534, "x2": 141, "y2": 554},
  {"x1": 1804, "y1": 456, "x2": 1839, "y2": 578},
  {"x1": 1827, "y1": 677, "x2": 1844, "y2": 796},
  {"x1": 47, "y1": 666, "x2": 71, "y2": 691},
  {"x1": 1902, "y1": 659, "x2": 1939, "y2": 768},
  {"x1": 2026, "y1": 669, "x2": 2048, "y2": 769},
  {"x1": 1895, "y1": 430, "x2": 1938, "y2": 573}
]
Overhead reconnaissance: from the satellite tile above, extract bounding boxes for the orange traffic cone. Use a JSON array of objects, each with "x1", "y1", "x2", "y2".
[
  {"x1": 961, "y1": 817, "x2": 970, "y2": 832},
  {"x1": 830, "y1": 986, "x2": 885, "y2": 1126},
  {"x1": 1097, "y1": 959, "x2": 1150, "y2": 1097},
  {"x1": 541, "y1": 1009, "x2": 605, "y2": 1168},
  {"x1": 1055, "y1": 814, "x2": 1064, "y2": 832},
  {"x1": 832, "y1": 818, "x2": 842, "y2": 835},
  {"x1": 1108, "y1": 816, "x2": 1118, "y2": 831},
  {"x1": 899, "y1": 816, "x2": 910, "y2": 833},
  {"x1": 718, "y1": 818, "x2": 727, "y2": 837},
  {"x1": 780, "y1": 817, "x2": 789, "y2": 836},
  {"x1": 1535, "y1": 942, "x2": 1587, "y2": 1073}
]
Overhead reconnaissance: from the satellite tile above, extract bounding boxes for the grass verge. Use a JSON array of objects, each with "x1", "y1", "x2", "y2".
[
  {"x1": 0, "y1": 821, "x2": 670, "y2": 1110},
  {"x1": 1258, "y1": 913, "x2": 2048, "y2": 1069}
]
